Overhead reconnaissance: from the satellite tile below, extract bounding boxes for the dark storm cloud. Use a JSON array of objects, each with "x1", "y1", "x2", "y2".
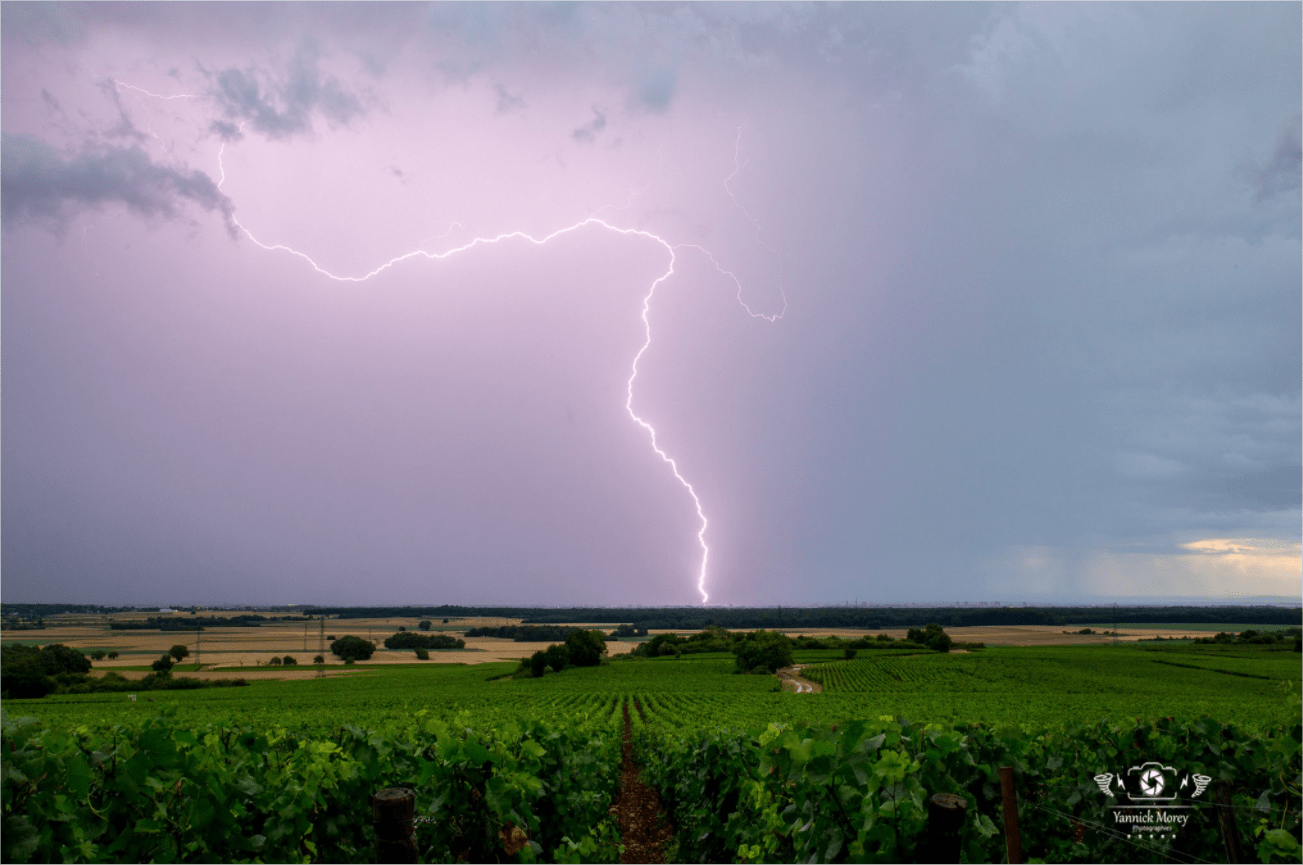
[
  {"x1": 205, "y1": 38, "x2": 367, "y2": 140},
  {"x1": 1, "y1": 133, "x2": 235, "y2": 234}
]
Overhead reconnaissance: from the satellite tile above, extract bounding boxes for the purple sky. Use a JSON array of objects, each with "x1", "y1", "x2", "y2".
[{"x1": 3, "y1": 3, "x2": 1300, "y2": 608}]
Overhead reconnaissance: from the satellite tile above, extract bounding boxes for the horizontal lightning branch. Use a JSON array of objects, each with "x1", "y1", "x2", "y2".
[{"x1": 212, "y1": 132, "x2": 784, "y2": 603}]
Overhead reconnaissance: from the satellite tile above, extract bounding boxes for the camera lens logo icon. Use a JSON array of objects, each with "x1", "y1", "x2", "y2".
[
  {"x1": 1138, "y1": 767, "x2": 1166, "y2": 797},
  {"x1": 1124, "y1": 762, "x2": 1181, "y2": 801}
]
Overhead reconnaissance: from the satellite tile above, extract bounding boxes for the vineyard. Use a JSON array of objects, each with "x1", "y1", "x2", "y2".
[{"x1": 3, "y1": 643, "x2": 1300, "y2": 862}]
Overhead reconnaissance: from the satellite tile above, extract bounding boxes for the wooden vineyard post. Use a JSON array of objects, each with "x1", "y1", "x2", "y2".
[
  {"x1": 1213, "y1": 781, "x2": 1244, "y2": 864},
  {"x1": 999, "y1": 766, "x2": 1022, "y2": 865},
  {"x1": 922, "y1": 792, "x2": 968, "y2": 863},
  {"x1": 372, "y1": 787, "x2": 418, "y2": 864}
]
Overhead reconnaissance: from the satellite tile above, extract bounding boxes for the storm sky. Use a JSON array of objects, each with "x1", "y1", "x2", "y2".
[{"x1": 3, "y1": 2, "x2": 1300, "y2": 607}]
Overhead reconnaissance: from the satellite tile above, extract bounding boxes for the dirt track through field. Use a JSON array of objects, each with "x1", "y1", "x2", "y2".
[
  {"x1": 777, "y1": 665, "x2": 822, "y2": 693},
  {"x1": 615, "y1": 702, "x2": 672, "y2": 864}
]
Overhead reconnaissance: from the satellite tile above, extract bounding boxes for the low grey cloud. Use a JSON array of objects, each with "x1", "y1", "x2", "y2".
[
  {"x1": 206, "y1": 38, "x2": 366, "y2": 140},
  {"x1": 571, "y1": 107, "x2": 607, "y2": 144},
  {"x1": 494, "y1": 84, "x2": 526, "y2": 115},
  {"x1": 631, "y1": 65, "x2": 676, "y2": 112},
  {"x1": 1, "y1": 133, "x2": 235, "y2": 234},
  {"x1": 1257, "y1": 116, "x2": 1302, "y2": 202},
  {"x1": 98, "y1": 79, "x2": 149, "y2": 143},
  {"x1": 0, "y1": 2, "x2": 84, "y2": 45},
  {"x1": 418, "y1": 4, "x2": 817, "y2": 113}
]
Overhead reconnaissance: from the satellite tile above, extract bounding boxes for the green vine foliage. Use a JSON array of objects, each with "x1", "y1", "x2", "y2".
[
  {"x1": 636, "y1": 711, "x2": 1302, "y2": 864},
  {"x1": 3, "y1": 685, "x2": 1299, "y2": 863},
  {"x1": 1, "y1": 708, "x2": 621, "y2": 864}
]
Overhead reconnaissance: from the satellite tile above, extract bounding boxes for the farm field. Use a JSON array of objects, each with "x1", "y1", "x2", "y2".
[
  {"x1": 5, "y1": 613, "x2": 1285, "y2": 683},
  {"x1": 10, "y1": 642, "x2": 1298, "y2": 732},
  {"x1": 0, "y1": 614, "x2": 647, "y2": 672},
  {"x1": 4, "y1": 635, "x2": 1299, "y2": 863}
]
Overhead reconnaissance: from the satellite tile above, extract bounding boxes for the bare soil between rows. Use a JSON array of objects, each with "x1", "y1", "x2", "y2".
[{"x1": 614, "y1": 702, "x2": 673, "y2": 864}]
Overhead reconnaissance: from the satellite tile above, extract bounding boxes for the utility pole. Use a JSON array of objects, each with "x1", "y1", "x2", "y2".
[
  {"x1": 196, "y1": 627, "x2": 202, "y2": 668},
  {"x1": 316, "y1": 617, "x2": 326, "y2": 678}
]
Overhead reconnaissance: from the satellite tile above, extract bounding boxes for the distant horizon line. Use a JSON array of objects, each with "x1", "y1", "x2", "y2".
[{"x1": 6, "y1": 599, "x2": 1300, "y2": 611}]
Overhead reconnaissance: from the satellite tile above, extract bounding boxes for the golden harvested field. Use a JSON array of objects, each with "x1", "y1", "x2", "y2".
[
  {"x1": 770, "y1": 625, "x2": 1211, "y2": 645},
  {"x1": 0, "y1": 613, "x2": 639, "y2": 678}
]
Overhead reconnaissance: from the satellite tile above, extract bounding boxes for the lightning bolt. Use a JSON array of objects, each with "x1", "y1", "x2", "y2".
[
  {"x1": 113, "y1": 81, "x2": 201, "y2": 100},
  {"x1": 209, "y1": 125, "x2": 781, "y2": 604},
  {"x1": 109, "y1": 80, "x2": 202, "y2": 143},
  {"x1": 725, "y1": 126, "x2": 788, "y2": 322}
]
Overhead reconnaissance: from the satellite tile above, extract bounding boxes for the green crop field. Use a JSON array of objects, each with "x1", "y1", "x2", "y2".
[
  {"x1": 13, "y1": 643, "x2": 1297, "y2": 732},
  {"x1": 3, "y1": 640, "x2": 1299, "y2": 863}
]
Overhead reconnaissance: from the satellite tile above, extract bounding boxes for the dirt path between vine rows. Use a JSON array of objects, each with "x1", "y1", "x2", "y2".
[
  {"x1": 614, "y1": 702, "x2": 673, "y2": 864},
  {"x1": 776, "y1": 665, "x2": 822, "y2": 693}
]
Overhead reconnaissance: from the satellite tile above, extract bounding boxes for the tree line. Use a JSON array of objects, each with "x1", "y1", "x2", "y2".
[
  {"x1": 0, "y1": 643, "x2": 247, "y2": 699},
  {"x1": 523, "y1": 604, "x2": 1301, "y2": 630},
  {"x1": 627, "y1": 625, "x2": 962, "y2": 672},
  {"x1": 284, "y1": 603, "x2": 1301, "y2": 629},
  {"x1": 108, "y1": 614, "x2": 290, "y2": 631}
]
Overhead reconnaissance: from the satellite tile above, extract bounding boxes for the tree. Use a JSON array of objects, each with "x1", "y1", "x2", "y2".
[
  {"x1": 330, "y1": 635, "x2": 375, "y2": 661},
  {"x1": 732, "y1": 630, "x2": 793, "y2": 673},
  {"x1": 282, "y1": 656, "x2": 297, "y2": 666},
  {"x1": 151, "y1": 655, "x2": 174, "y2": 674},
  {"x1": 843, "y1": 647, "x2": 858, "y2": 660},
  {"x1": 906, "y1": 623, "x2": 952, "y2": 653},
  {"x1": 418, "y1": 620, "x2": 432, "y2": 631},
  {"x1": 268, "y1": 656, "x2": 283, "y2": 666},
  {"x1": 169, "y1": 644, "x2": 190, "y2": 663},
  {"x1": 313, "y1": 654, "x2": 325, "y2": 665},
  {"x1": 2, "y1": 660, "x2": 54, "y2": 698},
  {"x1": 442, "y1": 618, "x2": 449, "y2": 624},
  {"x1": 639, "y1": 633, "x2": 681, "y2": 658},
  {"x1": 384, "y1": 632, "x2": 464, "y2": 650},
  {"x1": 415, "y1": 648, "x2": 429, "y2": 660},
  {"x1": 0, "y1": 645, "x2": 55, "y2": 698},
  {"x1": 90, "y1": 650, "x2": 107, "y2": 661},
  {"x1": 564, "y1": 629, "x2": 607, "y2": 667},
  {"x1": 107, "y1": 650, "x2": 119, "y2": 659},
  {"x1": 544, "y1": 643, "x2": 570, "y2": 673},
  {"x1": 37, "y1": 644, "x2": 92, "y2": 675},
  {"x1": 529, "y1": 650, "x2": 547, "y2": 677}
]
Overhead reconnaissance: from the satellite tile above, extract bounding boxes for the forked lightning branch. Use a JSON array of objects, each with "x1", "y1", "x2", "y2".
[{"x1": 202, "y1": 112, "x2": 784, "y2": 604}]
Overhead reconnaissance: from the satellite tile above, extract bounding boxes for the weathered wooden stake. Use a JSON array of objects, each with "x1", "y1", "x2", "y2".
[
  {"x1": 1213, "y1": 781, "x2": 1243, "y2": 864},
  {"x1": 372, "y1": 787, "x2": 418, "y2": 864},
  {"x1": 922, "y1": 792, "x2": 968, "y2": 863},
  {"x1": 999, "y1": 766, "x2": 1022, "y2": 865}
]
